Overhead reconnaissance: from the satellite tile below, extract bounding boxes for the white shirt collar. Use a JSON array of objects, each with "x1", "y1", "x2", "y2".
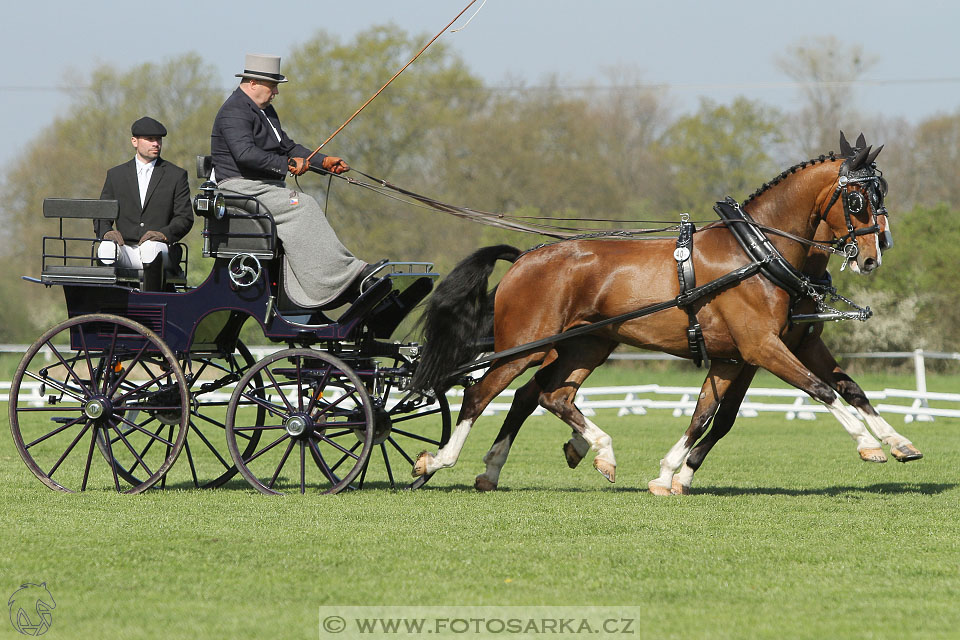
[{"x1": 135, "y1": 156, "x2": 157, "y2": 172}]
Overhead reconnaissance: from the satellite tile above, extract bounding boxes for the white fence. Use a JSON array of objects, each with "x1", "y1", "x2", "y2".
[{"x1": 2, "y1": 347, "x2": 958, "y2": 423}]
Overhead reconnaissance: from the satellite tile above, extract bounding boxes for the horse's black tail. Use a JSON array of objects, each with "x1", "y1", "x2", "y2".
[{"x1": 412, "y1": 244, "x2": 522, "y2": 394}]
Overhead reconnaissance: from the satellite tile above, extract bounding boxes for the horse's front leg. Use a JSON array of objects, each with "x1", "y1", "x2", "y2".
[
  {"x1": 675, "y1": 364, "x2": 759, "y2": 494},
  {"x1": 796, "y1": 333, "x2": 922, "y2": 462},
  {"x1": 648, "y1": 361, "x2": 744, "y2": 496}
]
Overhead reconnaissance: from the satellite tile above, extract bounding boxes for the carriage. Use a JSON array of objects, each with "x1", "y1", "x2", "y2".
[{"x1": 8, "y1": 157, "x2": 451, "y2": 495}]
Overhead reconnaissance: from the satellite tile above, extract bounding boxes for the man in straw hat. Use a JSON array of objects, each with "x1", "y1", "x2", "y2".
[
  {"x1": 211, "y1": 53, "x2": 380, "y2": 308},
  {"x1": 97, "y1": 116, "x2": 193, "y2": 291}
]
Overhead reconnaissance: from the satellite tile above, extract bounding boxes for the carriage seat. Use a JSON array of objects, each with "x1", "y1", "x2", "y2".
[
  {"x1": 195, "y1": 155, "x2": 278, "y2": 260},
  {"x1": 39, "y1": 198, "x2": 188, "y2": 289}
]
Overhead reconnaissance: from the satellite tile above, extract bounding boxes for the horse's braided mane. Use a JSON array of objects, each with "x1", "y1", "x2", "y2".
[{"x1": 741, "y1": 151, "x2": 838, "y2": 207}]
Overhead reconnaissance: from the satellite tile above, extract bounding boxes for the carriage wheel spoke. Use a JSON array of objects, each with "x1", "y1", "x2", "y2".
[
  {"x1": 328, "y1": 440, "x2": 362, "y2": 474},
  {"x1": 79, "y1": 425, "x2": 100, "y2": 491},
  {"x1": 262, "y1": 368, "x2": 296, "y2": 413},
  {"x1": 188, "y1": 421, "x2": 232, "y2": 470},
  {"x1": 111, "y1": 422, "x2": 155, "y2": 479},
  {"x1": 47, "y1": 421, "x2": 92, "y2": 479},
  {"x1": 104, "y1": 425, "x2": 123, "y2": 492},
  {"x1": 389, "y1": 427, "x2": 443, "y2": 447},
  {"x1": 380, "y1": 443, "x2": 396, "y2": 487},
  {"x1": 25, "y1": 415, "x2": 86, "y2": 449},
  {"x1": 300, "y1": 441, "x2": 306, "y2": 494},
  {"x1": 106, "y1": 340, "x2": 151, "y2": 397},
  {"x1": 99, "y1": 324, "x2": 120, "y2": 394},
  {"x1": 77, "y1": 329, "x2": 97, "y2": 388},
  {"x1": 305, "y1": 365, "x2": 333, "y2": 415},
  {"x1": 243, "y1": 432, "x2": 291, "y2": 465},
  {"x1": 47, "y1": 343, "x2": 94, "y2": 396},
  {"x1": 316, "y1": 430, "x2": 361, "y2": 459},
  {"x1": 268, "y1": 439, "x2": 297, "y2": 489},
  {"x1": 386, "y1": 436, "x2": 417, "y2": 466},
  {"x1": 239, "y1": 389, "x2": 289, "y2": 420},
  {"x1": 113, "y1": 413, "x2": 177, "y2": 448},
  {"x1": 183, "y1": 438, "x2": 201, "y2": 488},
  {"x1": 295, "y1": 356, "x2": 305, "y2": 413},
  {"x1": 308, "y1": 437, "x2": 336, "y2": 483}
]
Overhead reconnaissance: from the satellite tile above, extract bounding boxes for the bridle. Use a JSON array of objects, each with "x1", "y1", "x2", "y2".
[{"x1": 817, "y1": 162, "x2": 892, "y2": 263}]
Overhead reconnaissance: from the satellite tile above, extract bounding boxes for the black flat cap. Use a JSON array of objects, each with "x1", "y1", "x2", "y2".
[{"x1": 131, "y1": 116, "x2": 167, "y2": 137}]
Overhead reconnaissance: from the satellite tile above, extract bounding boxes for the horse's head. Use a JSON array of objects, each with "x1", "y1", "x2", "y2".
[{"x1": 817, "y1": 132, "x2": 892, "y2": 274}]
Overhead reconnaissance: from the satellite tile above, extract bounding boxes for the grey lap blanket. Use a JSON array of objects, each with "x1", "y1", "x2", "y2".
[{"x1": 218, "y1": 178, "x2": 365, "y2": 306}]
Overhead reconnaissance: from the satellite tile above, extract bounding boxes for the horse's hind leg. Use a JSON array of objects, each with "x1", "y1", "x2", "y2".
[
  {"x1": 474, "y1": 368, "x2": 548, "y2": 492},
  {"x1": 796, "y1": 333, "x2": 922, "y2": 462},
  {"x1": 535, "y1": 337, "x2": 618, "y2": 483},
  {"x1": 648, "y1": 360, "x2": 744, "y2": 496},
  {"x1": 413, "y1": 352, "x2": 545, "y2": 477}
]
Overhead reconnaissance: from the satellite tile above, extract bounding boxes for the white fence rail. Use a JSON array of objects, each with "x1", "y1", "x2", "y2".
[
  {"x1": 3, "y1": 383, "x2": 957, "y2": 424},
  {"x1": 2, "y1": 347, "x2": 957, "y2": 423}
]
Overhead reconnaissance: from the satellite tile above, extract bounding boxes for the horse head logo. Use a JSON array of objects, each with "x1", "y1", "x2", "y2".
[{"x1": 8, "y1": 583, "x2": 55, "y2": 636}]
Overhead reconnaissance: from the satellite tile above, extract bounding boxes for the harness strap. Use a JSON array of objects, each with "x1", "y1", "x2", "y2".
[{"x1": 674, "y1": 217, "x2": 709, "y2": 368}]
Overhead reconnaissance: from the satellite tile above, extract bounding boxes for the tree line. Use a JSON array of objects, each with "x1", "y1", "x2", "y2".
[{"x1": 1, "y1": 27, "x2": 957, "y2": 359}]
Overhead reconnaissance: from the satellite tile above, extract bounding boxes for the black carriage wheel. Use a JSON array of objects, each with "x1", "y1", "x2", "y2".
[
  {"x1": 97, "y1": 341, "x2": 266, "y2": 490},
  {"x1": 355, "y1": 370, "x2": 451, "y2": 490},
  {"x1": 9, "y1": 314, "x2": 188, "y2": 494},
  {"x1": 225, "y1": 348, "x2": 375, "y2": 495}
]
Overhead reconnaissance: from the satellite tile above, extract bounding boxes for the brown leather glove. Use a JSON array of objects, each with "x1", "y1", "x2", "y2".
[
  {"x1": 139, "y1": 230, "x2": 167, "y2": 244},
  {"x1": 288, "y1": 157, "x2": 310, "y2": 176},
  {"x1": 321, "y1": 156, "x2": 350, "y2": 174},
  {"x1": 103, "y1": 229, "x2": 125, "y2": 246}
]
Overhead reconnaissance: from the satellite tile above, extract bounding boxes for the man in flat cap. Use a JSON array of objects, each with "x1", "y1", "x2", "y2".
[
  {"x1": 211, "y1": 53, "x2": 378, "y2": 309},
  {"x1": 97, "y1": 116, "x2": 193, "y2": 290}
]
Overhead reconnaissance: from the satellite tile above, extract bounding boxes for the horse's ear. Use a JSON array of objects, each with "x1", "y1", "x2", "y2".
[
  {"x1": 855, "y1": 133, "x2": 867, "y2": 149},
  {"x1": 839, "y1": 131, "x2": 853, "y2": 157},
  {"x1": 866, "y1": 144, "x2": 883, "y2": 165},
  {"x1": 851, "y1": 145, "x2": 870, "y2": 169}
]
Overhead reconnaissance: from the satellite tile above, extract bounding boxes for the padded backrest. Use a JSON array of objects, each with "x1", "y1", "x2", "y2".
[
  {"x1": 203, "y1": 195, "x2": 277, "y2": 259},
  {"x1": 196, "y1": 155, "x2": 213, "y2": 179},
  {"x1": 43, "y1": 198, "x2": 118, "y2": 220}
]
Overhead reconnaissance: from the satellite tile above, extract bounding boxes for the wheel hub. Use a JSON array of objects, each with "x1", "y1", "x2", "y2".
[
  {"x1": 84, "y1": 397, "x2": 109, "y2": 420},
  {"x1": 284, "y1": 414, "x2": 311, "y2": 437}
]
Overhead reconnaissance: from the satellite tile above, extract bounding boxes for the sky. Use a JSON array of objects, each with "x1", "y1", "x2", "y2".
[{"x1": 2, "y1": 0, "x2": 958, "y2": 171}]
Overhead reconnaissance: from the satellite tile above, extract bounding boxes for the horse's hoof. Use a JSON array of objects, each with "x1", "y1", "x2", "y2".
[
  {"x1": 890, "y1": 443, "x2": 923, "y2": 462},
  {"x1": 648, "y1": 481, "x2": 672, "y2": 497},
  {"x1": 671, "y1": 476, "x2": 690, "y2": 496},
  {"x1": 563, "y1": 441, "x2": 583, "y2": 469},
  {"x1": 474, "y1": 475, "x2": 498, "y2": 492},
  {"x1": 858, "y1": 447, "x2": 887, "y2": 463},
  {"x1": 593, "y1": 458, "x2": 616, "y2": 483},
  {"x1": 412, "y1": 451, "x2": 432, "y2": 477}
]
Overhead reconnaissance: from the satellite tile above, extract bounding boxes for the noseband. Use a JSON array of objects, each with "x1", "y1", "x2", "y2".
[{"x1": 818, "y1": 163, "x2": 892, "y2": 261}]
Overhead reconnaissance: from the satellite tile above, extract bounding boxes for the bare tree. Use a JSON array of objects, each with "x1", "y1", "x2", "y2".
[{"x1": 776, "y1": 36, "x2": 878, "y2": 156}]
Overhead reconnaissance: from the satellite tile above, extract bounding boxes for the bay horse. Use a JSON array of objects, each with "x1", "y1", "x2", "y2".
[{"x1": 411, "y1": 134, "x2": 913, "y2": 491}]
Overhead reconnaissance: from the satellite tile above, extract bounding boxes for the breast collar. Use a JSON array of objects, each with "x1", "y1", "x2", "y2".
[{"x1": 713, "y1": 197, "x2": 829, "y2": 300}]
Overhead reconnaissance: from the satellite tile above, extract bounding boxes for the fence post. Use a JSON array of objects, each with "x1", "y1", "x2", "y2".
[{"x1": 908, "y1": 349, "x2": 934, "y2": 423}]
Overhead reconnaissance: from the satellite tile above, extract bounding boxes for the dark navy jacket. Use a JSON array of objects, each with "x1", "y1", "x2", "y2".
[
  {"x1": 96, "y1": 157, "x2": 193, "y2": 243},
  {"x1": 210, "y1": 87, "x2": 326, "y2": 182}
]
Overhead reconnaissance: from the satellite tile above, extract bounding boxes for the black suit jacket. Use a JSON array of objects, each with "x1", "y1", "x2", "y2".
[
  {"x1": 210, "y1": 87, "x2": 326, "y2": 181},
  {"x1": 96, "y1": 157, "x2": 193, "y2": 243}
]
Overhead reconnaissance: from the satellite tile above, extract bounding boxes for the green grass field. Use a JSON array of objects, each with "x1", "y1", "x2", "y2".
[{"x1": 2, "y1": 364, "x2": 959, "y2": 639}]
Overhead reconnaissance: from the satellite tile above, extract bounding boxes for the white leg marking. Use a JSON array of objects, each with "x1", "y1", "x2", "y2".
[
  {"x1": 569, "y1": 430, "x2": 590, "y2": 458},
  {"x1": 427, "y1": 418, "x2": 474, "y2": 472},
  {"x1": 822, "y1": 397, "x2": 881, "y2": 450},
  {"x1": 476, "y1": 437, "x2": 512, "y2": 486},
  {"x1": 651, "y1": 436, "x2": 690, "y2": 489},
  {"x1": 582, "y1": 419, "x2": 615, "y2": 466},
  {"x1": 675, "y1": 462, "x2": 695, "y2": 489},
  {"x1": 860, "y1": 410, "x2": 912, "y2": 447}
]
